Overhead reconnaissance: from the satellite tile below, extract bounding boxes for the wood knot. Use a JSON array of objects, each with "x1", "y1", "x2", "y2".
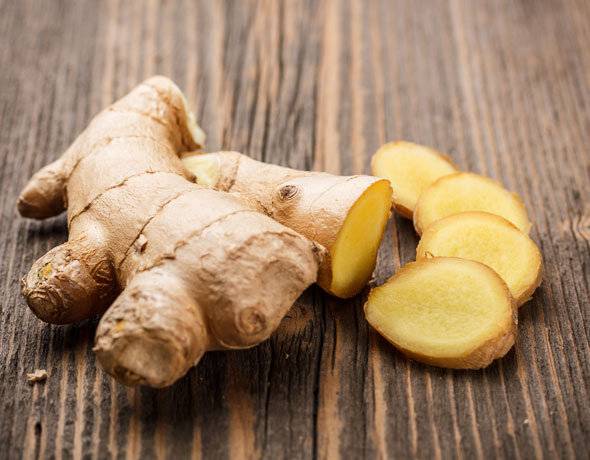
[{"x1": 278, "y1": 184, "x2": 299, "y2": 202}]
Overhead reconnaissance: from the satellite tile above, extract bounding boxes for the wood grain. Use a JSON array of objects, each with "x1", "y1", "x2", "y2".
[{"x1": 0, "y1": 0, "x2": 589, "y2": 458}]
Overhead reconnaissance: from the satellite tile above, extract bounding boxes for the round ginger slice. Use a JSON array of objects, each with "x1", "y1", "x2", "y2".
[
  {"x1": 364, "y1": 258, "x2": 516, "y2": 369},
  {"x1": 417, "y1": 212, "x2": 542, "y2": 306},
  {"x1": 371, "y1": 141, "x2": 458, "y2": 218},
  {"x1": 413, "y1": 172, "x2": 531, "y2": 235}
]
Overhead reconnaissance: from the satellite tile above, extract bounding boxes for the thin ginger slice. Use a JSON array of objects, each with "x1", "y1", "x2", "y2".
[
  {"x1": 413, "y1": 172, "x2": 531, "y2": 235},
  {"x1": 365, "y1": 257, "x2": 516, "y2": 369},
  {"x1": 417, "y1": 212, "x2": 542, "y2": 306},
  {"x1": 371, "y1": 141, "x2": 458, "y2": 218}
]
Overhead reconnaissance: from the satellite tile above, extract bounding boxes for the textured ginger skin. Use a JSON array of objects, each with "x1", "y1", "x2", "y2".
[
  {"x1": 18, "y1": 77, "x2": 322, "y2": 387},
  {"x1": 182, "y1": 151, "x2": 392, "y2": 297}
]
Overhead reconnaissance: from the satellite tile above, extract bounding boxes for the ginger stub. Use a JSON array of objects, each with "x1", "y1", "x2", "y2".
[
  {"x1": 413, "y1": 172, "x2": 532, "y2": 235},
  {"x1": 371, "y1": 141, "x2": 458, "y2": 218},
  {"x1": 417, "y1": 212, "x2": 542, "y2": 306},
  {"x1": 365, "y1": 257, "x2": 516, "y2": 369},
  {"x1": 182, "y1": 152, "x2": 393, "y2": 298}
]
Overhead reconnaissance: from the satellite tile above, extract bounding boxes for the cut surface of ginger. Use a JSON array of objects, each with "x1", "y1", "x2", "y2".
[
  {"x1": 365, "y1": 257, "x2": 516, "y2": 369},
  {"x1": 413, "y1": 172, "x2": 531, "y2": 235},
  {"x1": 330, "y1": 180, "x2": 392, "y2": 297},
  {"x1": 371, "y1": 141, "x2": 457, "y2": 218},
  {"x1": 417, "y1": 212, "x2": 542, "y2": 306},
  {"x1": 181, "y1": 153, "x2": 220, "y2": 187}
]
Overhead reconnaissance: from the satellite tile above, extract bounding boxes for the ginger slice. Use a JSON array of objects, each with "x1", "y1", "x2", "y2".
[
  {"x1": 364, "y1": 258, "x2": 516, "y2": 369},
  {"x1": 417, "y1": 212, "x2": 542, "y2": 306},
  {"x1": 413, "y1": 172, "x2": 531, "y2": 235},
  {"x1": 371, "y1": 141, "x2": 458, "y2": 218}
]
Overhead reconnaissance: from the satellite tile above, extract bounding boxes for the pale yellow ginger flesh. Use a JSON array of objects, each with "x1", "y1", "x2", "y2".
[
  {"x1": 365, "y1": 258, "x2": 516, "y2": 369},
  {"x1": 330, "y1": 180, "x2": 392, "y2": 297},
  {"x1": 182, "y1": 151, "x2": 393, "y2": 298},
  {"x1": 417, "y1": 212, "x2": 542, "y2": 306},
  {"x1": 182, "y1": 154, "x2": 219, "y2": 187},
  {"x1": 371, "y1": 141, "x2": 457, "y2": 218},
  {"x1": 413, "y1": 172, "x2": 531, "y2": 235}
]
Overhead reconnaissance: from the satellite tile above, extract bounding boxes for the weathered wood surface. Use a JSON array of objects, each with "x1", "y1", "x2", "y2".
[{"x1": 1, "y1": 0, "x2": 589, "y2": 458}]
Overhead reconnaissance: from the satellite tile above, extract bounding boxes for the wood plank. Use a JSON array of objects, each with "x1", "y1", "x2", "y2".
[{"x1": 0, "y1": 0, "x2": 588, "y2": 458}]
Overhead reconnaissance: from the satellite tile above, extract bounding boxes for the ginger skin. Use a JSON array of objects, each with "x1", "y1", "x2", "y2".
[
  {"x1": 182, "y1": 152, "x2": 393, "y2": 298},
  {"x1": 18, "y1": 77, "x2": 323, "y2": 387}
]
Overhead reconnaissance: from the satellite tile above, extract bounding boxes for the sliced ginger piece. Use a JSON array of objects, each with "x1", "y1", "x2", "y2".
[
  {"x1": 417, "y1": 212, "x2": 542, "y2": 306},
  {"x1": 365, "y1": 257, "x2": 516, "y2": 369},
  {"x1": 371, "y1": 141, "x2": 458, "y2": 218},
  {"x1": 413, "y1": 172, "x2": 531, "y2": 235}
]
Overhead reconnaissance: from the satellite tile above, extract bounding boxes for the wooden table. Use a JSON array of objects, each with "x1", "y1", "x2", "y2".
[{"x1": 1, "y1": 1, "x2": 588, "y2": 458}]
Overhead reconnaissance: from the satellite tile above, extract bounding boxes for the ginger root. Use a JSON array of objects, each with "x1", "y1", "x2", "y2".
[
  {"x1": 417, "y1": 212, "x2": 542, "y2": 306},
  {"x1": 413, "y1": 172, "x2": 531, "y2": 235},
  {"x1": 18, "y1": 77, "x2": 323, "y2": 387},
  {"x1": 364, "y1": 257, "x2": 516, "y2": 369},
  {"x1": 182, "y1": 151, "x2": 393, "y2": 298},
  {"x1": 371, "y1": 141, "x2": 457, "y2": 218}
]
